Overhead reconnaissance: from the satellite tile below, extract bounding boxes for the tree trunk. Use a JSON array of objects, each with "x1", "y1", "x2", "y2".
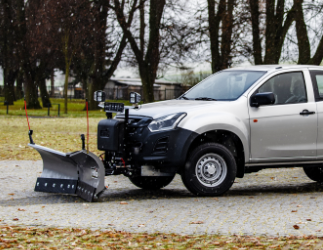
[
  {"x1": 87, "y1": 3, "x2": 108, "y2": 110},
  {"x1": 39, "y1": 78, "x2": 51, "y2": 108},
  {"x1": 207, "y1": 0, "x2": 225, "y2": 72},
  {"x1": 24, "y1": 71, "x2": 42, "y2": 109},
  {"x1": 16, "y1": 0, "x2": 41, "y2": 109},
  {"x1": 139, "y1": 65, "x2": 155, "y2": 103},
  {"x1": 50, "y1": 68, "x2": 55, "y2": 97},
  {"x1": 3, "y1": 69, "x2": 17, "y2": 105},
  {"x1": 63, "y1": 31, "x2": 72, "y2": 114},
  {"x1": 249, "y1": 0, "x2": 263, "y2": 64},
  {"x1": 15, "y1": 70, "x2": 24, "y2": 100},
  {"x1": 87, "y1": 78, "x2": 103, "y2": 110},
  {"x1": 64, "y1": 64, "x2": 69, "y2": 114}
]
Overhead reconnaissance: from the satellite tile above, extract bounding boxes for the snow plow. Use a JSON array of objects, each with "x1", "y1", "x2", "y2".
[{"x1": 25, "y1": 92, "x2": 141, "y2": 202}]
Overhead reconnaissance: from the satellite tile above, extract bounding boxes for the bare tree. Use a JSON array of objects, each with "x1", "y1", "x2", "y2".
[
  {"x1": 111, "y1": 0, "x2": 165, "y2": 102},
  {"x1": 293, "y1": 0, "x2": 323, "y2": 65}
]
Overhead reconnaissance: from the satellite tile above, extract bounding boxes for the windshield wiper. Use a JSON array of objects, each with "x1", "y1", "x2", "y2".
[
  {"x1": 179, "y1": 96, "x2": 189, "y2": 100},
  {"x1": 195, "y1": 97, "x2": 217, "y2": 101}
]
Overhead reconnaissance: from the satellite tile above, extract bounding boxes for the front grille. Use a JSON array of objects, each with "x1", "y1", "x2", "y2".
[{"x1": 153, "y1": 137, "x2": 169, "y2": 154}]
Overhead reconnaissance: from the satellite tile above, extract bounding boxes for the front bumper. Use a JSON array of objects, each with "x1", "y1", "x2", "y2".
[
  {"x1": 130, "y1": 126, "x2": 198, "y2": 173},
  {"x1": 98, "y1": 115, "x2": 198, "y2": 174}
]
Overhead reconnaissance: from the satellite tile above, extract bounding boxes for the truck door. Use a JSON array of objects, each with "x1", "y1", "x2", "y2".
[
  {"x1": 248, "y1": 70, "x2": 317, "y2": 162},
  {"x1": 310, "y1": 70, "x2": 323, "y2": 159}
]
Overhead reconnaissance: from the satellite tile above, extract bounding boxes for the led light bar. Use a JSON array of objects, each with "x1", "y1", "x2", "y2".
[{"x1": 104, "y1": 102, "x2": 124, "y2": 113}]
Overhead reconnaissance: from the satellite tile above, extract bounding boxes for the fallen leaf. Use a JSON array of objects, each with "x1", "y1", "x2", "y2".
[
  {"x1": 42, "y1": 206, "x2": 45, "y2": 208},
  {"x1": 8, "y1": 193, "x2": 14, "y2": 196},
  {"x1": 212, "y1": 241, "x2": 220, "y2": 245},
  {"x1": 249, "y1": 196, "x2": 254, "y2": 198},
  {"x1": 291, "y1": 210, "x2": 297, "y2": 212},
  {"x1": 190, "y1": 221, "x2": 204, "y2": 224},
  {"x1": 138, "y1": 224, "x2": 145, "y2": 227},
  {"x1": 18, "y1": 208, "x2": 25, "y2": 211},
  {"x1": 34, "y1": 211, "x2": 39, "y2": 213},
  {"x1": 316, "y1": 230, "x2": 321, "y2": 232},
  {"x1": 296, "y1": 205, "x2": 302, "y2": 207},
  {"x1": 120, "y1": 201, "x2": 128, "y2": 205},
  {"x1": 293, "y1": 225, "x2": 299, "y2": 229},
  {"x1": 306, "y1": 219, "x2": 312, "y2": 221},
  {"x1": 13, "y1": 218, "x2": 19, "y2": 221}
]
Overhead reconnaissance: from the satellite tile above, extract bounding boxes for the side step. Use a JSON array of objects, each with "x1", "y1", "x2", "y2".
[{"x1": 29, "y1": 144, "x2": 105, "y2": 202}]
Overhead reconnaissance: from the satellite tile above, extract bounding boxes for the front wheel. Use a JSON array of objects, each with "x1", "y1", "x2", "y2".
[
  {"x1": 129, "y1": 175, "x2": 175, "y2": 190},
  {"x1": 303, "y1": 166, "x2": 323, "y2": 182},
  {"x1": 182, "y1": 143, "x2": 237, "y2": 196}
]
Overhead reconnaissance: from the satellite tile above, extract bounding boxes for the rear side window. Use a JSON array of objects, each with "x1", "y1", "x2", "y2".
[
  {"x1": 310, "y1": 71, "x2": 323, "y2": 100},
  {"x1": 257, "y1": 72, "x2": 307, "y2": 105}
]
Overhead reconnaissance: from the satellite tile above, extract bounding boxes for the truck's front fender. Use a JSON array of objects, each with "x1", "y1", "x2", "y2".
[{"x1": 179, "y1": 112, "x2": 250, "y2": 162}]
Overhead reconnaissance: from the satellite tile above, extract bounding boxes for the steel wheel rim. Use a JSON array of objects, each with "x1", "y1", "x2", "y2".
[{"x1": 195, "y1": 153, "x2": 227, "y2": 187}]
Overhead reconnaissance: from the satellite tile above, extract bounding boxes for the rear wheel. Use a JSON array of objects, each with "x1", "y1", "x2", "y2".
[
  {"x1": 303, "y1": 166, "x2": 323, "y2": 182},
  {"x1": 182, "y1": 143, "x2": 237, "y2": 196},
  {"x1": 129, "y1": 175, "x2": 175, "y2": 190}
]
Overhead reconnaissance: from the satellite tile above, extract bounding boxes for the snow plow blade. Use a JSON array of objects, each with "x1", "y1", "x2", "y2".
[{"x1": 29, "y1": 144, "x2": 105, "y2": 202}]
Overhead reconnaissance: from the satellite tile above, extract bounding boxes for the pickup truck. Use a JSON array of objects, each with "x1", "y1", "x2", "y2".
[
  {"x1": 99, "y1": 65, "x2": 323, "y2": 196},
  {"x1": 29, "y1": 65, "x2": 323, "y2": 201}
]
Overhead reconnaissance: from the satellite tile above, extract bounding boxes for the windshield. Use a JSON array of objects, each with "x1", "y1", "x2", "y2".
[{"x1": 182, "y1": 70, "x2": 267, "y2": 101}]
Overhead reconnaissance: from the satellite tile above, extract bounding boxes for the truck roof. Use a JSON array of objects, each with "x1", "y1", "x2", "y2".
[{"x1": 226, "y1": 64, "x2": 323, "y2": 72}]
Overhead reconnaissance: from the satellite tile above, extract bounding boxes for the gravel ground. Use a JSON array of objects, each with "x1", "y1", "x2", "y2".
[{"x1": 1, "y1": 160, "x2": 323, "y2": 236}]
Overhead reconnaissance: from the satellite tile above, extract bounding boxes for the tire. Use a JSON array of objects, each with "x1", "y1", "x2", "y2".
[
  {"x1": 129, "y1": 175, "x2": 175, "y2": 190},
  {"x1": 303, "y1": 166, "x2": 323, "y2": 182},
  {"x1": 181, "y1": 143, "x2": 237, "y2": 196}
]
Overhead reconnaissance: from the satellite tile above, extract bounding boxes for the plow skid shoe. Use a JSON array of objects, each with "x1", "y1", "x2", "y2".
[{"x1": 29, "y1": 144, "x2": 105, "y2": 202}]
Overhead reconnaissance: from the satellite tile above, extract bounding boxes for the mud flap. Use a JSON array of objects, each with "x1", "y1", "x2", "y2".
[{"x1": 29, "y1": 144, "x2": 105, "y2": 202}]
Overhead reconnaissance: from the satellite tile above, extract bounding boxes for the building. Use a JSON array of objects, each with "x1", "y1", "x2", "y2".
[{"x1": 104, "y1": 78, "x2": 185, "y2": 101}]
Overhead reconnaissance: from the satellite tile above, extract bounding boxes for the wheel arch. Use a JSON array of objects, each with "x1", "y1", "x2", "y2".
[{"x1": 184, "y1": 129, "x2": 246, "y2": 178}]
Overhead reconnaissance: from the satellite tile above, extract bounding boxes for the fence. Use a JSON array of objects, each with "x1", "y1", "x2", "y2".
[
  {"x1": 0, "y1": 85, "x2": 191, "y2": 101},
  {"x1": 104, "y1": 86, "x2": 190, "y2": 101}
]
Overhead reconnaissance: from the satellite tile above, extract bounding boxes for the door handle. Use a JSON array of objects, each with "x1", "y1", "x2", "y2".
[{"x1": 300, "y1": 109, "x2": 315, "y2": 115}]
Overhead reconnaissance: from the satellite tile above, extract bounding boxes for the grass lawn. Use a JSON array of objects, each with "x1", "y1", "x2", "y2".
[
  {"x1": 0, "y1": 116, "x2": 104, "y2": 160},
  {"x1": 0, "y1": 98, "x2": 133, "y2": 160},
  {"x1": 0, "y1": 225, "x2": 322, "y2": 249},
  {"x1": 0, "y1": 98, "x2": 133, "y2": 118}
]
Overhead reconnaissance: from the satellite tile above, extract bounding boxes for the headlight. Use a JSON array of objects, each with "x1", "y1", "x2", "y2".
[{"x1": 148, "y1": 113, "x2": 186, "y2": 132}]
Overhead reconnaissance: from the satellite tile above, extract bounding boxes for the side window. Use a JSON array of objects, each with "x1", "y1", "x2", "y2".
[
  {"x1": 315, "y1": 75, "x2": 323, "y2": 97},
  {"x1": 309, "y1": 71, "x2": 323, "y2": 101},
  {"x1": 257, "y1": 72, "x2": 307, "y2": 105}
]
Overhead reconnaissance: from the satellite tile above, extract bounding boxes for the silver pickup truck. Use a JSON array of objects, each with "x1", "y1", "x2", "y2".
[
  {"x1": 106, "y1": 65, "x2": 323, "y2": 196},
  {"x1": 29, "y1": 65, "x2": 323, "y2": 201}
]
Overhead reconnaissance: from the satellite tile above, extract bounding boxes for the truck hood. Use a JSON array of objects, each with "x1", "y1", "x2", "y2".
[{"x1": 127, "y1": 99, "x2": 232, "y2": 119}]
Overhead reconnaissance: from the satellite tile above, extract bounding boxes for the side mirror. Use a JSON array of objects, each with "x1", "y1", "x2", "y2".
[
  {"x1": 94, "y1": 90, "x2": 106, "y2": 102},
  {"x1": 250, "y1": 92, "x2": 275, "y2": 107},
  {"x1": 129, "y1": 92, "x2": 141, "y2": 104}
]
